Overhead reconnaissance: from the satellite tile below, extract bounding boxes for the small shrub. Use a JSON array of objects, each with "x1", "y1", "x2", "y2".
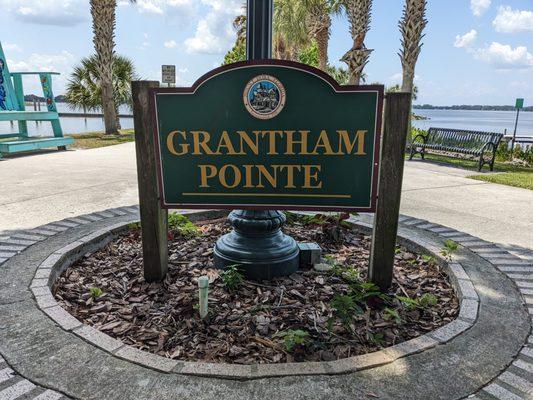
[
  {"x1": 274, "y1": 329, "x2": 310, "y2": 352},
  {"x1": 343, "y1": 266, "x2": 361, "y2": 283},
  {"x1": 397, "y1": 296, "x2": 419, "y2": 310},
  {"x1": 383, "y1": 307, "x2": 403, "y2": 325},
  {"x1": 128, "y1": 222, "x2": 141, "y2": 229},
  {"x1": 331, "y1": 294, "x2": 363, "y2": 327},
  {"x1": 222, "y1": 265, "x2": 244, "y2": 291},
  {"x1": 419, "y1": 293, "x2": 438, "y2": 308},
  {"x1": 422, "y1": 254, "x2": 435, "y2": 264},
  {"x1": 441, "y1": 239, "x2": 458, "y2": 258},
  {"x1": 350, "y1": 282, "x2": 390, "y2": 307},
  {"x1": 168, "y1": 213, "x2": 199, "y2": 238},
  {"x1": 89, "y1": 287, "x2": 103, "y2": 298},
  {"x1": 397, "y1": 293, "x2": 438, "y2": 310}
]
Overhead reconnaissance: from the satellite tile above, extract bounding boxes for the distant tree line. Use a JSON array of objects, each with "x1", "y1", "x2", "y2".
[
  {"x1": 414, "y1": 104, "x2": 532, "y2": 112},
  {"x1": 24, "y1": 94, "x2": 67, "y2": 103}
]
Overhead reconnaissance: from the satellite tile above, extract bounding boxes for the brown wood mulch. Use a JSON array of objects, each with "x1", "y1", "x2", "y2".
[{"x1": 53, "y1": 216, "x2": 459, "y2": 364}]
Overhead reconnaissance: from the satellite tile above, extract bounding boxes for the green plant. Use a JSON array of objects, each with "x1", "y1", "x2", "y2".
[
  {"x1": 418, "y1": 293, "x2": 438, "y2": 308},
  {"x1": 66, "y1": 54, "x2": 136, "y2": 117},
  {"x1": 221, "y1": 265, "x2": 244, "y2": 291},
  {"x1": 89, "y1": 287, "x2": 103, "y2": 298},
  {"x1": 383, "y1": 307, "x2": 403, "y2": 325},
  {"x1": 422, "y1": 254, "x2": 434, "y2": 264},
  {"x1": 343, "y1": 266, "x2": 361, "y2": 283},
  {"x1": 128, "y1": 222, "x2": 140, "y2": 229},
  {"x1": 331, "y1": 294, "x2": 363, "y2": 327},
  {"x1": 368, "y1": 332, "x2": 386, "y2": 347},
  {"x1": 168, "y1": 214, "x2": 199, "y2": 238},
  {"x1": 441, "y1": 239, "x2": 458, "y2": 258},
  {"x1": 274, "y1": 329, "x2": 310, "y2": 352},
  {"x1": 350, "y1": 282, "x2": 390, "y2": 307},
  {"x1": 398, "y1": 293, "x2": 438, "y2": 310},
  {"x1": 397, "y1": 296, "x2": 419, "y2": 310}
]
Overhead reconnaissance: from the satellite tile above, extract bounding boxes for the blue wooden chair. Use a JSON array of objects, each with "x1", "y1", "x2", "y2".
[{"x1": 0, "y1": 41, "x2": 73, "y2": 158}]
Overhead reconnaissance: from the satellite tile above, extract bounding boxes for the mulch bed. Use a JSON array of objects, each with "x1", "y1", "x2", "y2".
[{"x1": 53, "y1": 215, "x2": 459, "y2": 364}]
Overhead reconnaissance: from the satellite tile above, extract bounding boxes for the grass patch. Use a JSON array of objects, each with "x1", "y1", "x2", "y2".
[
  {"x1": 470, "y1": 171, "x2": 533, "y2": 190},
  {"x1": 412, "y1": 153, "x2": 530, "y2": 173},
  {"x1": 67, "y1": 129, "x2": 135, "y2": 149},
  {"x1": 408, "y1": 153, "x2": 533, "y2": 190}
]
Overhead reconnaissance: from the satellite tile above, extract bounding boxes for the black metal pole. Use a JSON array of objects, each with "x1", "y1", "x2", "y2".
[
  {"x1": 512, "y1": 108, "x2": 520, "y2": 153},
  {"x1": 213, "y1": 0, "x2": 300, "y2": 280},
  {"x1": 246, "y1": 0, "x2": 273, "y2": 60}
]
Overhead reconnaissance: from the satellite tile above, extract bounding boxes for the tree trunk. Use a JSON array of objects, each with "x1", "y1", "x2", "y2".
[
  {"x1": 402, "y1": 67, "x2": 415, "y2": 147},
  {"x1": 401, "y1": 67, "x2": 414, "y2": 93},
  {"x1": 91, "y1": 0, "x2": 118, "y2": 136},
  {"x1": 315, "y1": 27, "x2": 329, "y2": 72}
]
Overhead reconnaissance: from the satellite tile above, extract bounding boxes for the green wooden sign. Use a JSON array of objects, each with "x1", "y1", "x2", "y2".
[
  {"x1": 516, "y1": 98, "x2": 524, "y2": 109},
  {"x1": 152, "y1": 60, "x2": 384, "y2": 212}
]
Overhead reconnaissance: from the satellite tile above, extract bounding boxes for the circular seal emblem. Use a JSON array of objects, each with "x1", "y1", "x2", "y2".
[{"x1": 243, "y1": 75, "x2": 286, "y2": 120}]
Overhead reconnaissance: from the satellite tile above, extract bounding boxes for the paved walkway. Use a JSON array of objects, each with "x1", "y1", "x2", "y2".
[{"x1": 0, "y1": 143, "x2": 531, "y2": 253}]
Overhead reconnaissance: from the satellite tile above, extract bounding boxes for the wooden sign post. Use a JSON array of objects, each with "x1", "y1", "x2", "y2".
[
  {"x1": 369, "y1": 92, "x2": 412, "y2": 290},
  {"x1": 132, "y1": 80, "x2": 168, "y2": 282}
]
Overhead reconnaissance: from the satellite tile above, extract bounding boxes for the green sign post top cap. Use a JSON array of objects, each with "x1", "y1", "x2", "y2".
[{"x1": 516, "y1": 98, "x2": 524, "y2": 109}]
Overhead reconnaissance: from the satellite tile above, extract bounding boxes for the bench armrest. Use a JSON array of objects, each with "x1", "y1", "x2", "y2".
[
  {"x1": 481, "y1": 142, "x2": 497, "y2": 152},
  {"x1": 412, "y1": 134, "x2": 427, "y2": 144},
  {"x1": 10, "y1": 72, "x2": 60, "y2": 76}
]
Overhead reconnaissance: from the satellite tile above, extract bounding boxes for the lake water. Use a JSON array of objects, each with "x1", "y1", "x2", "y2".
[
  {"x1": 1, "y1": 104, "x2": 532, "y2": 138},
  {"x1": 0, "y1": 103, "x2": 134, "y2": 137},
  {"x1": 413, "y1": 109, "x2": 533, "y2": 137}
]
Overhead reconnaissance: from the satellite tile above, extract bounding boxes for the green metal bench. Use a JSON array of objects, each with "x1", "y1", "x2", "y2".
[
  {"x1": 409, "y1": 127, "x2": 504, "y2": 171},
  {"x1": 0, "y1": 41, "x2": 73, "y2": 158}
]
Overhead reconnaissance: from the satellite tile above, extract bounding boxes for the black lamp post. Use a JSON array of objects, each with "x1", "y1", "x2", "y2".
[{"x1": 213, "y1": 0, "x2": 300, "y2": 280}]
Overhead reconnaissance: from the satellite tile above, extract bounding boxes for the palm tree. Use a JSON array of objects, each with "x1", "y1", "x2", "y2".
[
  {"x1": 399, "y1": 0, "x2": 427, "y2": 147},
  {"x1": 273, "y1": 0, "x2": 309, "y2": 61},
  {"x1": 66, "y1": 55, "x2": 136, "y2": 129},
  {"x1": 399, "y1": 0, "x2": 427, "y2": 93},
  {"x1": 340, "y1": 0, "x2": 373, "y2": 84},
  {"x1": 305, "y1": 0, "x2": 334, "y2": 71},
  {"x1": 90, "y1": 0, "x2": 135, "y2": 135},
  {"x1": 224, "y1": 7, "x2": 247, "y2": 65}
]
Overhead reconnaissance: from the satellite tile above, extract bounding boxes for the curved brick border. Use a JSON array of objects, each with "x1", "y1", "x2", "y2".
[
  {"x1": 0, "y1": 206, "x2": 140, "y2": 400},
  {"x1": 28, "y1": 212, "x2": 478, "y2": 379},
  {"x1": 0, "y1": 208, "x2": 530, "y2": 399}
]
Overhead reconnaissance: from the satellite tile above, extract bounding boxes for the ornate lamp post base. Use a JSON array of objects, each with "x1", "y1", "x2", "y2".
[{"x1": 214, "y1": 210, "x2": 300, "y2": 280}]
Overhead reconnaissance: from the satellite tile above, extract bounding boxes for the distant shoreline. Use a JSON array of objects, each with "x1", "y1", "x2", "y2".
[{"x1": 414, "y1": 105, "x2": 532, "y2": 112}]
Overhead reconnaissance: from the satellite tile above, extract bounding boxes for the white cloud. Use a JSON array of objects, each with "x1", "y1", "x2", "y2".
[
  {"x1": 475, "y1": 42, "x2": 533, "y2": 70},
  {"x1": 164, "y1": 40, "x2": 177, "y2": 49},
  {"x1": 6, "y1": 51, "x2": 76, "y2": 94},
  {"x1": 470, "y1": 0, "x2": 491, "y2": 17},
  {"x1": 454, "y1": 30, "x2": 478, "y2": 48},
  {"x1": 124, "y1": 0, "x2": 197, "y2": 21},
  {"x1": 2, "y1": 43, "x2": 22, "y2": 52},
  {"x1": 140, "y1": 33, "x2": 151, "y2": 50},
  {"x1": 184, "y1": 0, "x2": 243, "y2": 55},
  {"x1": 0, "y1": 0, "x2": 87, "y2": 26},
  {"x1": 493, "y1": 6, "x2": 533, "y2": 33}
]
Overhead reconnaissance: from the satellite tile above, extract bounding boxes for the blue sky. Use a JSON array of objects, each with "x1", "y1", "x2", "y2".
[{"x1": 0, "y1": 0, "x2": 531, "y2": 105}]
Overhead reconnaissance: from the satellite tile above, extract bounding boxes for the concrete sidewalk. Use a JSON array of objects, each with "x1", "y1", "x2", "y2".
[{"x1": 0, "y1": 142, "x2": 531, "y2": 252}]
